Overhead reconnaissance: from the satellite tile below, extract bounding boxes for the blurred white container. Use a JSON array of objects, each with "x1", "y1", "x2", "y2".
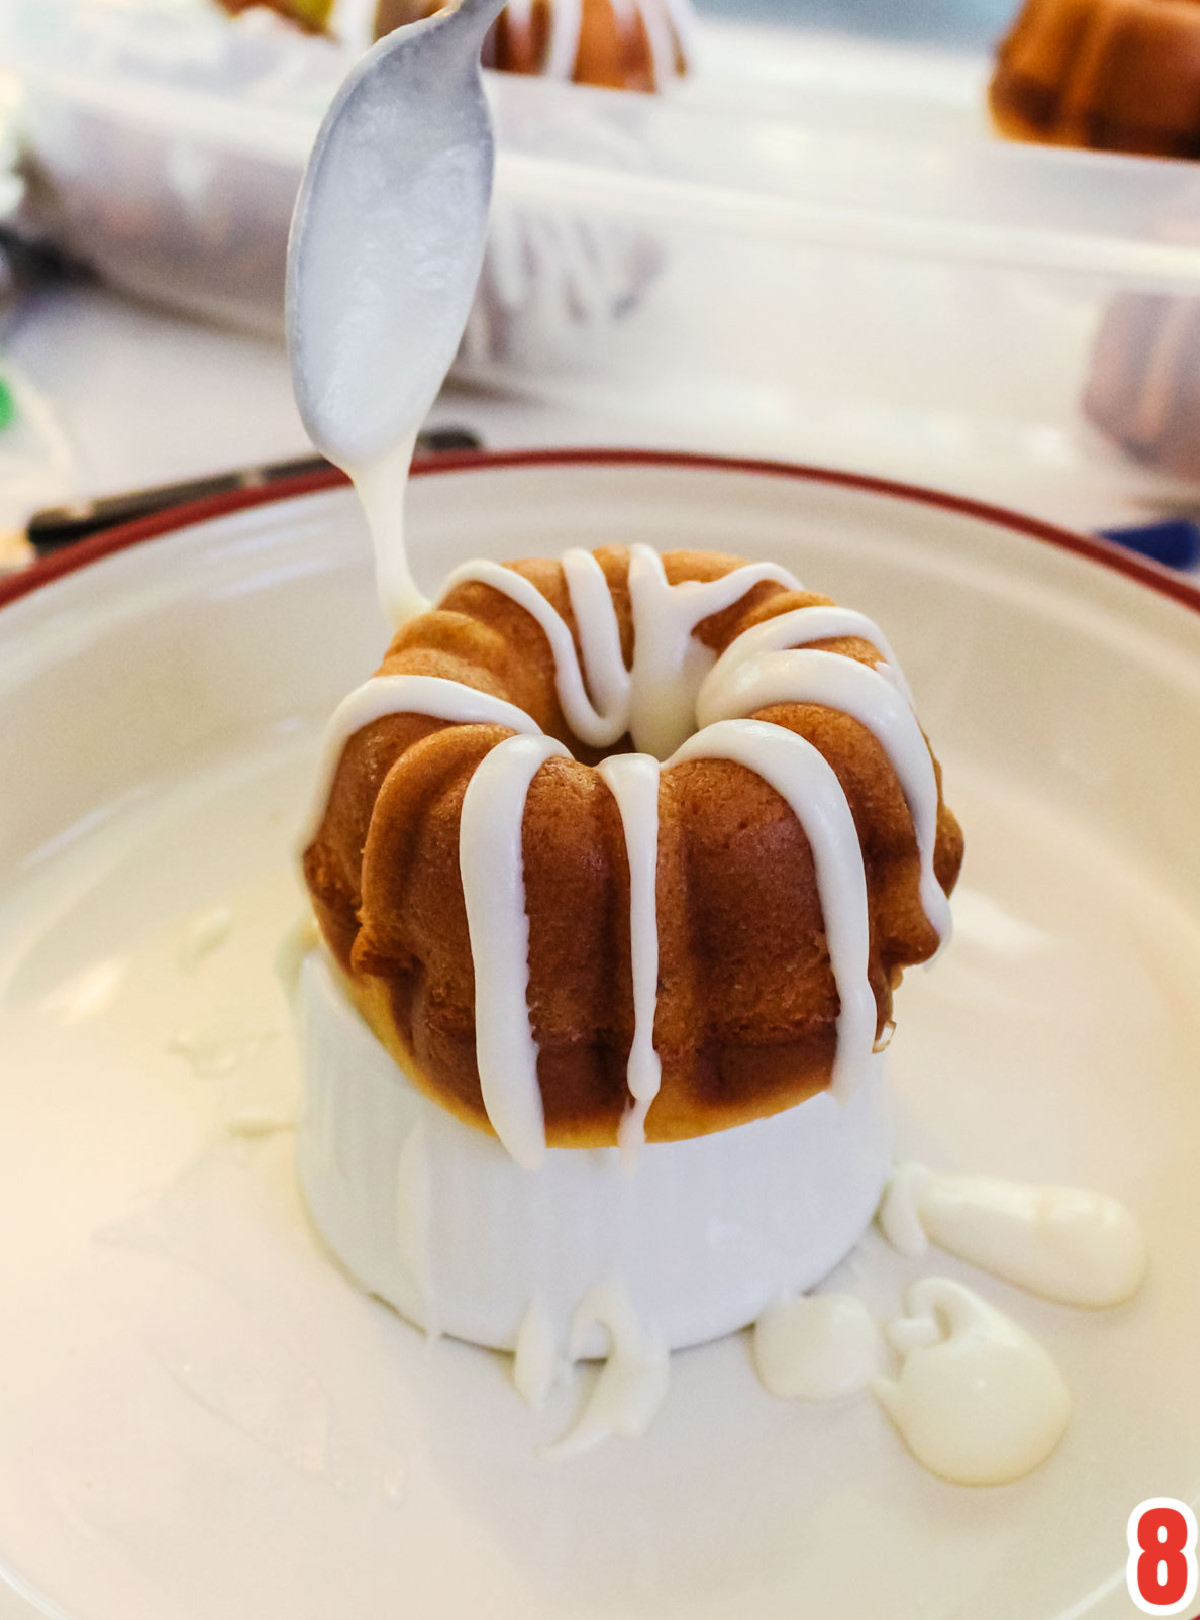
[
  {"x1": 6, "y1": 0, "x2": 1200, "y2": 511},
  {"x1": 3, "y1": 2, "x2": 334, "y2": 334}
]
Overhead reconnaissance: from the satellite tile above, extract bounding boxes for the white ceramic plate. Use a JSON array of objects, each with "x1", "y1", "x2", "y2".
[{"x1": 1, "y1": 452, "x2": 1199, "y2": 1620}]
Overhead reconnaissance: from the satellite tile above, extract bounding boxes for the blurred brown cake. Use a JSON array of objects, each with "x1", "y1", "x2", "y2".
[
  {"x1": 990, "y1": 0, "x2": 1200, "y2": 158},
  {"x1": 374, "y1": 0, "x2": 692, "y2": 90},
  {"x1": 217, "y1": 0, "x2": 693, "y2": 83},
  {"x1": 216, "y1": 0, "x2": 334, "y2": 32}
]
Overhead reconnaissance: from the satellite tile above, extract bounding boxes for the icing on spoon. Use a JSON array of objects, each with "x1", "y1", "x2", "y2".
[{"x1": 287, "y1": 0, "x2": 505, "y2": 623}]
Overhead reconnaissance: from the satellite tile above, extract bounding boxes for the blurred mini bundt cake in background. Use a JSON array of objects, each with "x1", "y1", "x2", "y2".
[
  {"x1": 216, "y1": 0, "x2": 693, "y2": 87},
  {"x1": 375, "y1": 0, "x2": 693, "y2": 89},
  {"x1": 990, "y1": 0, "x2": 1200, "y2": 158}
]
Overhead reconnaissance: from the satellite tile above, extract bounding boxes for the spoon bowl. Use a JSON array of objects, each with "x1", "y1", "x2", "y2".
[{"x1": 287, "y1": 0, "x2": 506, "y2": 472}]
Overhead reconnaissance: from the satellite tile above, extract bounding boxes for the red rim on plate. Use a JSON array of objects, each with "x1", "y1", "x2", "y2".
[{"x1": 2, "y1": 448, "x2": 1199, "y2": 617}]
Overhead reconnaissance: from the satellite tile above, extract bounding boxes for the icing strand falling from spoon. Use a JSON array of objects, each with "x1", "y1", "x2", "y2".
[{"x1": 287, "y1": 0, "x2": 506, "y2": 623}]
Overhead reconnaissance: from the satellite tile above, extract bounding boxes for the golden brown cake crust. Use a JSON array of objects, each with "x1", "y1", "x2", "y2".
[{"x1": 304, "y1": 547, "x2": 963, "y2": 1148}]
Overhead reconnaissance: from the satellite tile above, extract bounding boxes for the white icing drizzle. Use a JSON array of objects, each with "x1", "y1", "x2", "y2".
[
  {"x1": 697, "y1": 647, "x2": 950, "y2": 943},
  {"x1": 440, "y1": 557, "x2": 630, "y2": 749},
  {"x1": 303, "y1": 674, "x2": 540, "y2": 847},
  {"x1": 459, "y1": 733, "x2": 571, "y2": 1170},
  {"x1": 669, "y1": 719, "x2": 876, "y2": 1099},
  {"x1": 880, "y1": 1162, "x2": 1148, "y2": 1309},
  {"x1": 596, "y1": 754, "x2": 663, "y2": 1163},
  {"x1": 562, "y1": 547, "x2": 631, "y2": 728},
  {"x1": 705, "y1": 604, "x2": 914, "y2": 707},
  {"x1": 626, "y1": 545, "x2": 801, "y2": 759},
  {"x1": 440, "y1": 545, "x2": 800, "y2": 758},
  {"x1": 352, "y1": 434, "x2": 429, "y2": 628},
  {"x1": 873, "y1": 1277, "x2": 1072, "y2": 1487},
  {"x1": 544, "y1": 0, "x2": 585, "y2": 79},
  {"x1": 514, "y1": 1297, "x2": 562, "y2": 1411},
  {"x1": 540, "y1": 1278, "x2": 670, "y2": 1460},
  {"x1": 753, "y1": 1294, "x2": 886, "y2": 1401}
]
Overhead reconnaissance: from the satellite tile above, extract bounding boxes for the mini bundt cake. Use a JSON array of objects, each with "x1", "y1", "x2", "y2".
[
  {"x1": 990, "y1": 0, "x2": 1200, "y2": 158},
  {"x1": 374, "y1": 0, "x2": 693, "y2": 90},
  {"x1": 302, "y1": 544, "x2": 963, "y2": 1171}
]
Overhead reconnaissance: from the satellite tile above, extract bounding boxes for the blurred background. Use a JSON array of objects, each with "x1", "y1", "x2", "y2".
[
  {"x1": 2, "y1": 0, "x2": 1200, "y2": 563},
  {"x1": 703, "y1": 0, "x2": 1011, "y2": 44}
]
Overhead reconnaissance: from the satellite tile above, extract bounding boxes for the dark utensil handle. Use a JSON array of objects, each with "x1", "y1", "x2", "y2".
[{"x1": 27, "y1": 426, "x2": 483, "y2": 555}]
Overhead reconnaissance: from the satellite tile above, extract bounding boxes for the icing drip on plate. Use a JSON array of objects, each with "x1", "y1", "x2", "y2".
[
  {"x1": 873, "y1": 1278, "x2": 1072, "y2": 1487},
  {"x1": 753, "y1": 1294, "x2": 885, "y2": 1401},
  {"x1": 748, "y1": 1168, "x2": 1148, "y2": 1484},
  {"x1": 513, "y1": 1297, "x2": 561, "y2": 1411},
  {"x1": 540, "y1": 1278, "x2": 670, "y2": 1460},
  {"x1": 880, "y1": 1162, "x2": 1148, "y2": 1308},
  {"x1": 751, "y1": 1277, "x2": 1074, "y2": 1486},
  {"x1": 511, "y1": 1283, "x2": 670, "y2": 1460}
]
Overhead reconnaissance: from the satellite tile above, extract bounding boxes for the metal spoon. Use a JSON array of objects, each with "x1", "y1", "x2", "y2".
[{"x1": 287, "y1": 0, "x2": 505, "y2": 473}]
